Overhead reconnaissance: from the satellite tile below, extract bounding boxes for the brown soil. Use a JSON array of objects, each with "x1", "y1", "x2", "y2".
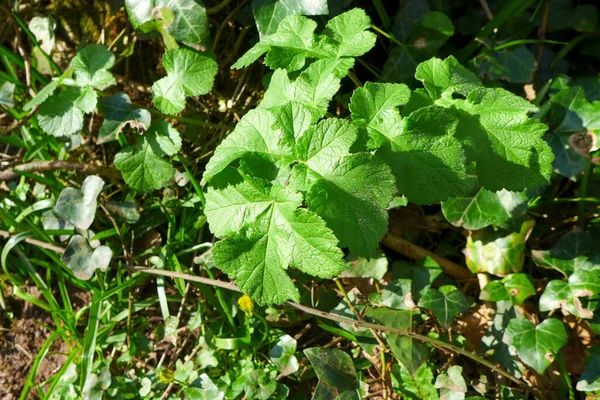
[{"x1": 0, "y1": 286, "x2": 68, "y2": 399}]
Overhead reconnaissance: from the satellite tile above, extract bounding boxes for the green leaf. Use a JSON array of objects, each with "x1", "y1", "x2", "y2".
[
  {"x1": 98, "y1": 92, "x2": 151, "y2": 144},
  {"x1": 252, "y1": 0, "x2": 328, "y2": 38},
  {"x1": 54, "y1": 175, "x2": 104, "y2": 230},
  {"x1": 465, "y1": 220, "x2": 535, "y2": 276},
  {"x1": 349, "y1": 82, "x2": 411, "y2": 147},
  {"x1": 24, "y1": 77, "x2": 62, "y2": 111},
  {"x1": 415, "y1": 56, "x2": 482, "y2": 100},
  {"x1": 505, "y1": 318, "x2": 567, "y2": 374},
  {"x1": 577, "y1": 347, "x2": 600, "y2": 392},
  {"x1": 29, "y1": 15, "x2": 56, "y2": 54},
  {"x1": 232, "y1": 8, "x2": 374, "y2": 71},
  {"x1": 125, "y1": 0, "x2": 209, "y2": 46},
  {"x1": 391, "y1": 363, "x2": 439, "y2": 400},
  {"x1": 70, "y1": 44, "x2": 116, "y2": 89},
  {"x1": 476, "y1": 46, "x2": 537, "y2": 84},
  {"x1": 450, "y1": 88, "x2": 553, "y2": 192},
  {"x1": 183, "y1": 374, "x2": 224, "y2": 400},
  {"x1": 340, "y1": 248, "x2": 388, "y2": 280},
  {"x1": 61, "y1": 235, "x2": 112, "y2": 280},
  {"x1": 549, "y1": 85, "x2": 600, "y2": 132},
  {"x1": 269, "y1": 334, "x2": 299, "y2": 376},
  {"x1": 304, "y1": 347, "x2": 360, "y2": 400},
  {"x1": 367, "y1": 308, "x2": 426, "y2": 374},
  {"x1": 531, "y1": 229, "x2": 600, "y2": 276},
  {"x1": 152, "y1": 48, "x2": 218, "y2": 114},
  {"x1": 418, "y1": 285, "x2": 470, "y2": 329},
  {"x1": 321, "y1": 8, "x2": 376, "y2": 58},
  {"x1": 261, "y1": 58, "x2": 354, "y2": 117},
  {"x1": 303, "y1": 152, "x2": 395, "y2": 256},
  {"x1": 38, "y1": 87, "x2": 92, "y2": 137},
  {"x1": 145, "y1": 120, "x2": 182, "y2": 156},
  {"x1": 209, "y1": 172, "x2": 345, "y2": 304},
  {"x1": 441, "y1": 183, "x2": 528, "y2": 231},
  {"x1": 481, "y1": 273, "x2": 535, "y2": 305},
  {"x1": 158, "y1": 0, "x2": 209, "y2": 46},
  {"x1": 203, "y1": 108, "x2": 292, "y2": 182},
  {"x1": 114, "y1": 141, "x2": 174, "y2": 192},
  {"x1": 539, "y1": 270, "x2": 600, "y2": 319},
  {"x1": 480, "y1": 301, "x2": 524, "y2": 378},
  {"x1": 435, "y1": 365, "x2": 467, "y2": 400},
  {"x1": 124, "y1": 0, "x2": 155, "y2": 29},
  {"x1": 379, "y1": 279, "x2": 417, "y2": 310},
  {"x1": 545, "y1": 131, "x2": 590, "y2": 181},
  {"x1": 392, "y1": 258, "x2": 443, "y2": 300},
  {"x1": 377, "y1": 105, "x2": 469, "y2": 204}
]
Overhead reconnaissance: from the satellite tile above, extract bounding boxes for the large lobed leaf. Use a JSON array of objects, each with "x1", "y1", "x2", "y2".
[{"x1": 232, "y1": 8, "x2": 375, "y2": 71}]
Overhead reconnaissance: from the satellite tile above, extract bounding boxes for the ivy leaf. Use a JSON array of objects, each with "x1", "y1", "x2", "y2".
[
  {"x1": 38, "y1": 86, "x2": 93, "y2": 137},
  {"x1": 480, "y1": 301, "x2": 525, "y2": 378},
  {"x1": 125, "y1": 0, "x2": 209, "y2": 46},
  {"x1": 367, "y1": 308, "x2": 426, "y2": 375},
  {"x1": 532, "y1": 229, "x2": 600, "y2": 276},
  {"x1": 252, "y1": 0, "x2": 328, "y2": 38},
  {"x1": 70, "y1": 44, "x2": 116, "y2": 89},
  {"x1": 304, "y1": 348, "x2": 360, "y2": 400},
  {"x1": 549, "y1": 85, "x2": 600, "y2": 132},
  {"x1": 539, "y1": 270, "x2": 600, "y2": 319},
  {"x1": 61, "y1": 235, "x2": 112, "y2": 280},
  {"x1": 152, "y1": 48, "x2": 218, "y2": 114},
  {"x1": 481, "y1": 274, "x2": 535, "y2": 306},
  {"x1": 158, "y1": 0, "x2": 210, "y2": 46},
  {"x1": 54, "y1": 175, "x2": 104, "y2": 230},
  {"x1": 465, "y1": 220, "x2": 535, "y2": 276},
  {"x1": 269, "y1": 334, "x2": 299, "y2": 376},
  {"x1": 183, "y1": 374, "x2": 224, "y2": 400},
  {"x1": 114, "y1": 142, "x2": 174, "y2": 192},
  {"x1": 418, "y1": 285, "x2": 470, "y2": 329},
  {"x1": 435, "y1": 365, "x2": 467, "y2": 400},
  {"x1": 545, "y1": 131, "x2": 590, "y2": 181},
  {"x1": 379, "y1": 279, "x2": 416, "y2": 310},
  {"x1": 209, "y1": 172, "x2": 345, "y2": 304},
  {"x1": 504, "y1": 318, "x2": 567, "y2": 374},
  {"x1": 98, "y1": 92, "x2": 151, "y2": 144},
  {"x1": 392, "y1": 258, "x2": 443, "y2": 300},
  {"x1": 475, "y1": 46, "x2": 537, "y2": 84},
  {"x1": 349, "y1": 82, "x2": 411, "y2": 147},
  {"x1": 577, "y1": 347, "x2": 600, "y2": 392},
  {"x1": 441, "y1": 182, "x2": 528, "y2": 232}
]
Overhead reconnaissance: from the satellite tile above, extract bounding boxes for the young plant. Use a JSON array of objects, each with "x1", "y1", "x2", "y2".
[{"x1": 203, "y1": 9, "x2": 555, "y2": 305}]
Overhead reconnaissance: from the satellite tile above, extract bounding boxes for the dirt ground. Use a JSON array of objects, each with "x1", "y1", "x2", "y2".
[{"x1": 0, "y1": 287, "x2": 68, "y2": 399}]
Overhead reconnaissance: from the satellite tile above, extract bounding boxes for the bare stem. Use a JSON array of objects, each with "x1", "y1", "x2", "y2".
[
  {"x1": 123, "y1": 265, "x2": 533, "y2": 393},
  {"x1": 0, "y1": 160, "x2": 122, "y2": 182},
  {"x1": 381, "y1": 233, "x2": 473, "y2": 281}
]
